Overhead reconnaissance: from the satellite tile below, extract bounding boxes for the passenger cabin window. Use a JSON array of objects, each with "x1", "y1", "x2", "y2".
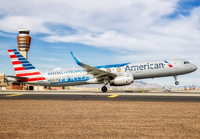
[{"x1": 184, "y1": 61, "x2": 190, "y2": 64}]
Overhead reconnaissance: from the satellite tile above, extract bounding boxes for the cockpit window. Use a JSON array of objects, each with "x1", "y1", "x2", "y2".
[{"x1": 184, "y1": 61, "x2": 190, "y2": 64}]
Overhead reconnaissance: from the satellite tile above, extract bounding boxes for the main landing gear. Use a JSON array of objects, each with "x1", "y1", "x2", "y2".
[
  {"x1": 174, "y1": 75, "x2": 179, "y2": 85},
  {"x1": 101, "y1": 80, "x2": 109, "y2": 92},
  {"x1": 101, "y1": 86, "x2": 107, "y2": 92}
]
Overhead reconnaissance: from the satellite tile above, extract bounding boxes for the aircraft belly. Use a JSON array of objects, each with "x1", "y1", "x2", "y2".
[
  {"x1": 51, "y1": 81, "x2": 88, "y2": 86},
  {"x1": 133, "y1": 68, "x2": 175, "y2": 79}
]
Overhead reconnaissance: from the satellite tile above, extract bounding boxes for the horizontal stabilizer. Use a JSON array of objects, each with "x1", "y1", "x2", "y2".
[{"x1": 6, "y1": 75, "x2": 28, "y2": 79}]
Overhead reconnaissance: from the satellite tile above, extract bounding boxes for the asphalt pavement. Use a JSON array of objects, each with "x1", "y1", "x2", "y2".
[{"x1": 0, "y1": 90, "x2": 200, "y2": 102}]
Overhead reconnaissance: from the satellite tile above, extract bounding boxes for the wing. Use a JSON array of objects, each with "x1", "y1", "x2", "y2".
[{"x1": 70, "y1": 52, "x2": 117, "y2": 79}]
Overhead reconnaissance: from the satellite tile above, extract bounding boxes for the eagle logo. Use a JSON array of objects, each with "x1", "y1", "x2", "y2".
[{"x1": 117, "y1": 67, "x2": 121, "y2": 72}]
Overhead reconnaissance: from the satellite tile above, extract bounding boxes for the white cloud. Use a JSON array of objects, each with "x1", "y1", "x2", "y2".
[
  {"x1": 43, "y1": 31, "x2": 157, "y2": 52},
  {"x1": 39, "y1": 57, "x2": 59, "y2": 62},
  {"x1": 0, "y1": 0, "x2": 200, "y2": 60},
  {"x1": 0, "y1": 0, "x2": 199, "y2": 62},
  {"x1": 22, "y1": 0, "x2": 199, "y2": 60},
  {"x1": 0, "y1": 16, "x2": 51, "y2": 34},
  {"x1": 0, "y1": 0, "x2": 178, "y2": 33}
]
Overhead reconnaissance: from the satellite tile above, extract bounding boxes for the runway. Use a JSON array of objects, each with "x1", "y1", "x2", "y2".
[{"x1": 1, "y1": 90, "x2": 200, "y2": 102}]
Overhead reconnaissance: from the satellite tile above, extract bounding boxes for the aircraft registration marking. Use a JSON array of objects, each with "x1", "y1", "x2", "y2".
[
  {"x1": 5, "y1": 94, "x2": 23, "y2": 97},
  {"x1": 108, "y1": 95, "x2": 119, "y2": 98}
]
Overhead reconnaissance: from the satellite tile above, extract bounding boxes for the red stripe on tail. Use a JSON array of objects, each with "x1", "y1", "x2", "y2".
[
  {"x1": 10, "y1": 55, "x2": 17, "y2": 59},
  {"x1": 8, "y1": 50, "x2": 13, "y2": 52},
  {"x1": 12, "y1": 61, "x2": 21, "y2": 65},
  {"x1": 14, "y1": 67, "x2": 25, "y2": 71}
]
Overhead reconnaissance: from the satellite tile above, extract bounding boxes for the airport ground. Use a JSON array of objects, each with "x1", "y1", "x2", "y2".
[{"x1": 0, "y1": 90, "x2": 200, "y2": 138}]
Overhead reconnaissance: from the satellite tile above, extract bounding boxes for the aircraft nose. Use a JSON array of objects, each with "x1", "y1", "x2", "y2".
[{"x1": 191, "y1": 64, "x2": 197, "y2": 71}]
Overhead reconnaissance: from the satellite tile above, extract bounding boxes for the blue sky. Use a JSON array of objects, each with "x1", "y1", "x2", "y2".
[{"x1": 0, "y1": 0, "x2": 200, "y2": 87}]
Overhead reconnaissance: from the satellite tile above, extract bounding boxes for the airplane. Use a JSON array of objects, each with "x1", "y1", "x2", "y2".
[
  {"x1": 189, "y1": 85, "x2": 192, "y2": 90},
  {"x1": 7, "y1": 49, "x2": 197, "y2": 92},
  {"x1": 163, "y1": 86, "x2": 171, "y2": 92},
  {"x1": 184, "y1": 86, "x2": 188, "y2": 91},
  {"x1": 192, "y1": 85, "x2": 196, "y2": 90}
]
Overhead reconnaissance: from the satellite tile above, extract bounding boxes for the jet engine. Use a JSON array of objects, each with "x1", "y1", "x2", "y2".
[{"x1": 110, "y1": 73, "x2": 134, "y2": 86}]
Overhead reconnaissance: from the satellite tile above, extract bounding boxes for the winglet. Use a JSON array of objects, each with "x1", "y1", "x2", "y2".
[{"x1": 70, "y1": 52, "x2": 84, "y2": 66}]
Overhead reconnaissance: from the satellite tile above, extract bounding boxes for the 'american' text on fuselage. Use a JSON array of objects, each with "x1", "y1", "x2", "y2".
[{"x1": 125, "y1": 62, "x2": 165, "y2": 72}]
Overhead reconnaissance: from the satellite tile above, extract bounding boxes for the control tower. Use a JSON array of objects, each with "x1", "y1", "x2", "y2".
[{"x1": 17, "y1": 29, "x2": 31, "y2": 59}]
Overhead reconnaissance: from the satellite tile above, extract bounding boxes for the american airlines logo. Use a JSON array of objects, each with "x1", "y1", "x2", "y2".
[
  {"x1": 164, "y1": 60, "x2": 173, "y2": 67},
  {"x1": 125, "y1": 61, "x2": 172, "y2": 72}
]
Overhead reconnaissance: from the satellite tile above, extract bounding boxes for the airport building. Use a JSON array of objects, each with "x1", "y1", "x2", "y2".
[{"x1": 0, "y1": 74, "x2": 8, "y2": 91}]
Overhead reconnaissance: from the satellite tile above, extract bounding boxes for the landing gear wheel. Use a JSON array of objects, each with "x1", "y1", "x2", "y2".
[
  {"x1": 175, "y1": 81, "x2": 179, "y2": 85},
  {"x1": 101, "y1": 86, "x2": 107, "y2": 92},
  {"x1": 174, "y1": 76, "x2": 179, "y2": 85}
]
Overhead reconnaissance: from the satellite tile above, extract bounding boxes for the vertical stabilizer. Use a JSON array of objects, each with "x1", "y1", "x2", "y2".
[{"x1": 8, "y1": 49, "x2": 45, "y2": 82}]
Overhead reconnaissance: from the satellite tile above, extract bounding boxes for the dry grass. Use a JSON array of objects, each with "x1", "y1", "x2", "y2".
[{"x1": 0, "y1": 100, "x2": 200, "y2": 138}]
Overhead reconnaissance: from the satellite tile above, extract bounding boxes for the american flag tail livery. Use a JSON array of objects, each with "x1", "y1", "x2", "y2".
[
  {"x1": 184, "y1": 86, "x2": 187, "y2": 90},
  {"x1": 8, "y1": 49, "x2": 46, "y2": 83}
]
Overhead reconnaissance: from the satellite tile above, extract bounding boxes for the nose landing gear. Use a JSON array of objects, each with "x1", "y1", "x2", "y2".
[
  {"x1": 174, "y1": 75, "x2": 179, "y2": 85},
  {"x1": 175, "y1": 81, "x2": 179, "y2": 85}
]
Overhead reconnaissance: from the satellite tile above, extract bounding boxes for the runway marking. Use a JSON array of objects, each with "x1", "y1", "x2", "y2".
[
  {"x1": 140, "y1": 91, "x2": 146, "y2": 93},
  {"x1": 5, "y1": 94, "x2": 23, "y2": 97},
  {"x1": 108, "y1": 95, "x2": 119, "y2": 98}
]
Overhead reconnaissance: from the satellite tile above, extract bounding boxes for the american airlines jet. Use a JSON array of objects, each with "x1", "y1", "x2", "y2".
[{"x1": 7, "y1": 49, "x2": 197, "y2": 92}]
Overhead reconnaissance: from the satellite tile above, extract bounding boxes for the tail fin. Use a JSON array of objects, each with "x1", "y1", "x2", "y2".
[
  {"x1": 192, "y1": 85, "x2": 196, "y2": 90},
  {"x1": 184, "y1": 86, "x2": 187, "y2": 90},
  {"x1": 8, "y1": 49, "x2": 45, "y2": 82}
]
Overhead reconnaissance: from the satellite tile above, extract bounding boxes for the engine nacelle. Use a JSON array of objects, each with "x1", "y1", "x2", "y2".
[{"x1": 110, "y1": 73, "x2": 134, "y2": 86}]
